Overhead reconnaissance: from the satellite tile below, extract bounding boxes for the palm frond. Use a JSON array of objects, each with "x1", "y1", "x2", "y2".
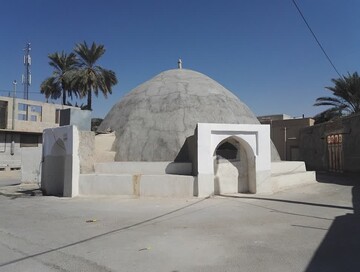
[
  {"x1": 314, "y1": 71, "x2": 360, "y2": 123},
  {"x1": 41, "y1": 51, "x2": 79, "y2": 104},
  {"x1": 72, "y1": 41, "x2": 118, "y2": 110}
]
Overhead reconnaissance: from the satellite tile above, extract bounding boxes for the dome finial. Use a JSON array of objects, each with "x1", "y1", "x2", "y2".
[{"x1": 178, "y1": 58, "x2": 182, "y2": 69}]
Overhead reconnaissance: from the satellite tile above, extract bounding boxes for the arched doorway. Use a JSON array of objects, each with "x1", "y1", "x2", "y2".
[
  {"x1": 42, "y1": 138, "x2": 66, "y2": 196},
  {"x1": 213, "y1": 136, "x2": 255, "y2": 194}
]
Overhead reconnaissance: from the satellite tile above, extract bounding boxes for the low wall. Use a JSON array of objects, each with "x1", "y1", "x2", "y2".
[
  {"x1": 140, "y1": 175, "x2": 194, "y2": 197},
  {"x1": 271, "y1": 161, "x2": 307, "y2": 175},
  {"x1": 0, "y1": 133, "x2": 21, "y2": 170},
  {"x1": 79, "y1": 173, "x2": 195, "y2": 198},
  {"x1": 21, "y1": 147, "x2": 42, "y2": 183},
  {"x1": 79, "y1": 174, "x2": 134, "y2": 196},
  {"x1": 94, "y1": 161, "x2": 193, "y2": 175},
  {"x1": 78, "y1": 162, "x2": 315, "y2": 198},
  {"x1": 270, "y1": 161, "x2": 316, "y2": 192}
]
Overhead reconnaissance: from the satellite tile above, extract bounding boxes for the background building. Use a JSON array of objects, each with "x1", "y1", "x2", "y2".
[
  {"x1": 258, "y1": 114, "x2": 314, "y2": 161},
  {"x1": 0, "y1": 95, "x2": 73, "y2": 171},
  {"x1": 299, "y1": 113, "x2": 360, "y2": 173}
]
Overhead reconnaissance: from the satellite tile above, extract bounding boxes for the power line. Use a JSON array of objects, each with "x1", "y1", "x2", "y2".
[
  {"x1": 0, "y1": 89, "x2": 43, "y2": 95},
  {"x1": 291, "y1": 0, "x2": 342, "y2": 78}
]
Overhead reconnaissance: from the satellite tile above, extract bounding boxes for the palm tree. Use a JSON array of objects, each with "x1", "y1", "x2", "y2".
[
  {"x1": 40, "y1": 51, "x2": 78, "y2": 105},
  {"x1": 40, "y1": 77, "x2": 62, "y2": 102},
  {"x1": 314, "y1": 72, "x2": 360, "y2": 123},
  {"x1": 73, "y1": 41, "x2": 117, "y2": 110},
  {"x1": 313, "y1": 107, "x2": 343, "y2": 124}
]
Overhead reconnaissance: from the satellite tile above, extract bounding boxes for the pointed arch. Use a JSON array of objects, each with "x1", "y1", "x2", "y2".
[{"x1": 213, "y1": 136, "x2": 256, "y2": 194}]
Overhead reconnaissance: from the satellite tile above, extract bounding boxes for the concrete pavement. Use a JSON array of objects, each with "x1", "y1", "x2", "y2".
[
  {"x1": 0, "y1": 171, "x2": 41, "y2": 198},
  {"x1": 0, "y1": 172, "x2": 359, "y2": 271},
  {"x1": 0, "y1": 171, "x2": 21, "y2": 187}
]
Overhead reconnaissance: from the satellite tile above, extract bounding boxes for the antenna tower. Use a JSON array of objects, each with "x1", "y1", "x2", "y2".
[{"x1": 22, "y1": 43, "x2": 31, "y2": 100}]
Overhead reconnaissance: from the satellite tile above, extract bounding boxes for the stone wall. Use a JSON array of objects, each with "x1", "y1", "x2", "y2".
[{"x1": 299, "y1": 113, "x2": 360, "y2": 172}]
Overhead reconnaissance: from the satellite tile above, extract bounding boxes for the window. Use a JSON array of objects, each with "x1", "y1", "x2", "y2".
[
  {"x1": 0, "y1": 101, "x2": 8, "y2": 129},
  {"x1": 20, "y1": 134, "x2": 40, "y2": 147}
]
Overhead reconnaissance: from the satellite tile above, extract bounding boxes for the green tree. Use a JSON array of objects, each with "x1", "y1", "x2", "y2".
[
  {"x1": 314, "y1": 72, "x2": 360, "y2": 123},
  {"x1": 40, "y1": 51, "x2": 78, "y2": 105},
  {"x1": 73, "y1": 41, "x2": 117, "y2": 110}
]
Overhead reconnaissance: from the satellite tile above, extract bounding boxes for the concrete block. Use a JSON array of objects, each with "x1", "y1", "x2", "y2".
[
  {"x1": 140, "y1": 175, "x2": 195, "y2": 197},
  {"x1": 271, "y1": 161, "x2": 307, "y2": 175},
  {"x1": 79, "y1": 174, "x2": 134, "y2": 195}
]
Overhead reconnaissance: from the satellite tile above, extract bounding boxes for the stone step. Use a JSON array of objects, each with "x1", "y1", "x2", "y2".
[
  {"x1": 94, "y1": 161, "x2": 192, "y2": 175},
  {"x1": 79, "y1": 174, "x2": 133, "y2": 196},
  {"x1": 94, "y1": 151, "x2": 116, "y2": 163},
  {"x1": 271, "y1": 161, "x2": 307, "y2": 176},
  {"x1": 271, "y1": 171, "x2": 316, "y2": 192},
  {"x1": 79, "y1": 173, "x2": 195, "y2": 197},
  {"x1": 140, "y1": 174, "x2": 194, "y2": 197}
]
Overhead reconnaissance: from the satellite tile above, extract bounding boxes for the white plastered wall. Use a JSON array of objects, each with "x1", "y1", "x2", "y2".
[
  {"x1": 41, "y1": 125, "x2": 80, "y2": 197},
  {"x1": 196, "y1": 123, "x2": 271, "y2": 197}
]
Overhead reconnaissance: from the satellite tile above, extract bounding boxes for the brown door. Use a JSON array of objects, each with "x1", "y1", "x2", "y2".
[{"x1": 327, "y1": 134, "x2": 343, "y2": 172}]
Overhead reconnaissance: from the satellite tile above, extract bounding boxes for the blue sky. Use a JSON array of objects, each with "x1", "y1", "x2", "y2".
[{"x1": 0, "y1": 0, "x2": 359, "y2": 119}]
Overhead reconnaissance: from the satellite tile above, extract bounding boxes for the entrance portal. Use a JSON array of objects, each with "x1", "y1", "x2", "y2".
[
  {"x1": 196, "y1": 123, "x2": 271, "y2": 197},
  {"x1": 213, "y1": 137, "x2": 250, "y2": 194}
]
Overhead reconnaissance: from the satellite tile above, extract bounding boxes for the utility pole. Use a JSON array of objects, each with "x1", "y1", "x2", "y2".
[
  {"x1": 283, "y1": 126, "x2": 287, "y2": 160},
  {"x1": 22, "y1": 43, "x2": 31, "y2": 100},
  {"x1": 12, "y1": 80, "x2": 17, "y2": 130}
]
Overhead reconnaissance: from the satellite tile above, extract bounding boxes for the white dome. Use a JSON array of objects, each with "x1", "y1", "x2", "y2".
[{"x1": 99, "y1": 69, "x2": 280, "y2": 161}]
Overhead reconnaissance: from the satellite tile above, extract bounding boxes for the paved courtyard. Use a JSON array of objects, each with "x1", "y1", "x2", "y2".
[{"x1": 0, "y1": 172, "x2": 359, "y2": 272}]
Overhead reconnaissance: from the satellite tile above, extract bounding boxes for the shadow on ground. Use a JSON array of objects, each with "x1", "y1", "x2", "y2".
[
  {"x1": 305, "y1": 172, "x2": 360, "y2": 272},
  {"x1": 0, "y1": 197, "x2": 209, "y2": 268},
  {"x1": 0, "y1": 185, "x2": 42, "y2": 199}
]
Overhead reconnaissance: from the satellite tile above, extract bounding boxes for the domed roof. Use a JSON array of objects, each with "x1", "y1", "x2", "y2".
[{"x1": 99, "y1": 69, "x2": 280, "y2": 161}]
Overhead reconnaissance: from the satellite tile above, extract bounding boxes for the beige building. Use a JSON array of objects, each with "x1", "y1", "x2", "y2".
[
  {"x1": 0, "y1": 96, "x2": 74, "y2": 170},
  {"x1": 258, "y1": 114, "x2": 314, "y2": 161}
]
